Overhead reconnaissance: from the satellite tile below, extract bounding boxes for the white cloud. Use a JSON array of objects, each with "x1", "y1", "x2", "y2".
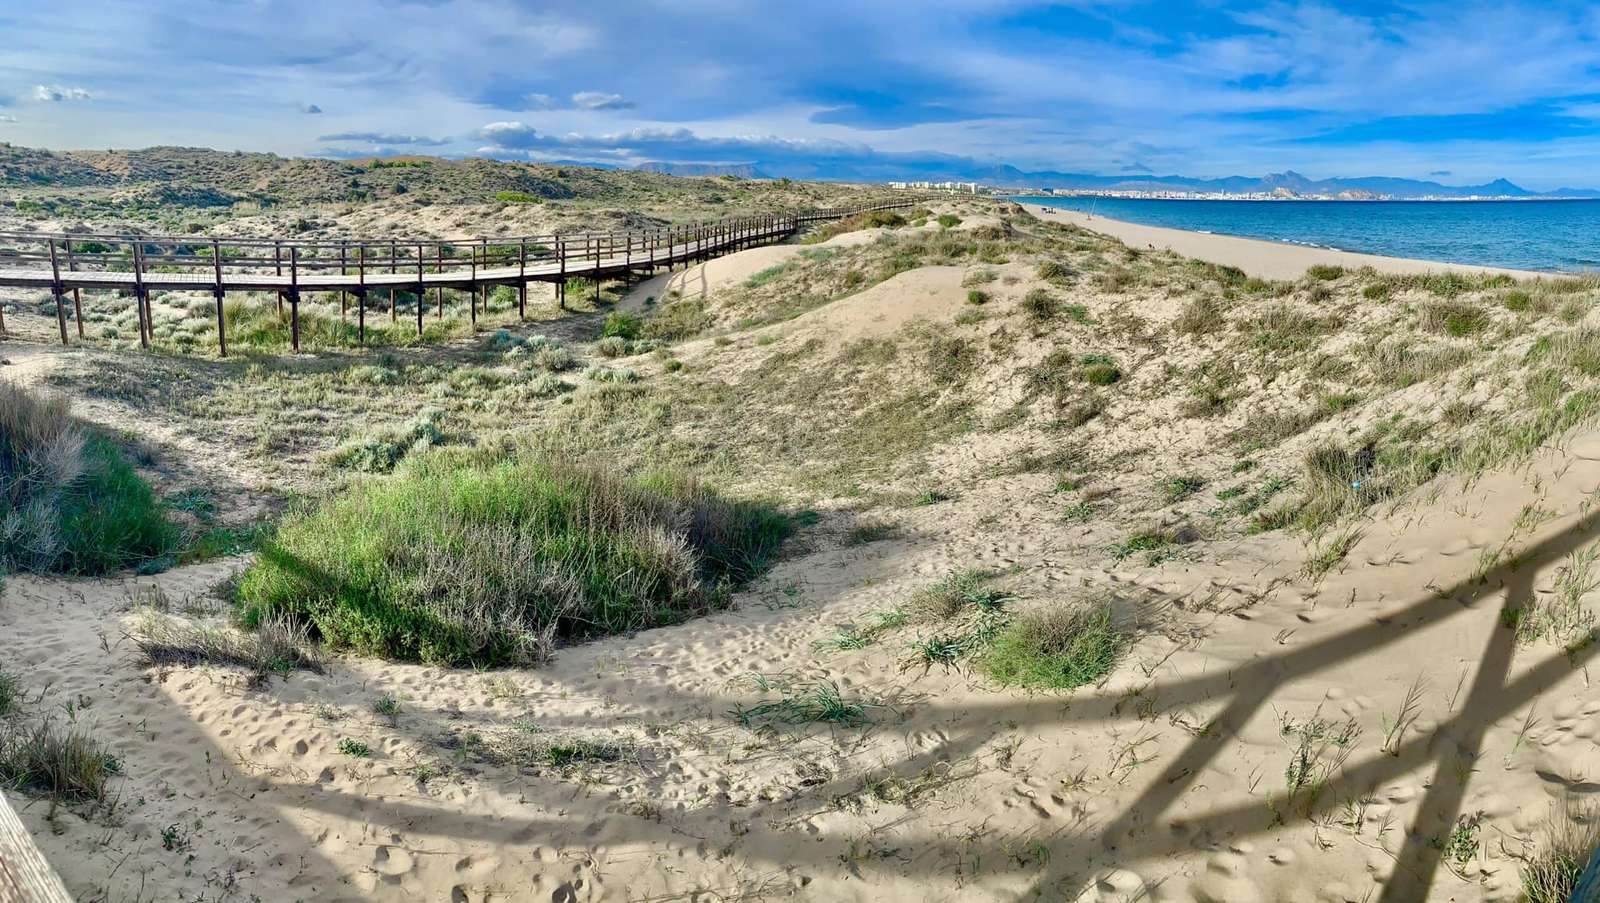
[
  {"x1": 0, "y1": 115, "x2": 16, "y2": 123},
  {"x1": 524, "y1": 93, "x2": 558, "y2": 110},
  {"x1": 33, "y1": 84, "x2": 91, "y2": 102},
  {"x1": 571, "y1": 91, "x2": 634, "y2": 111},
  {"x1": 319, "y1": 131, "x2": 449, "y2": 146}
]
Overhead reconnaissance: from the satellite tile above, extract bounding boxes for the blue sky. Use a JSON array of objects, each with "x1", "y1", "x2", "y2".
[{"x1": 5, "y1": 1, "x2": 1600, "y2": 188}]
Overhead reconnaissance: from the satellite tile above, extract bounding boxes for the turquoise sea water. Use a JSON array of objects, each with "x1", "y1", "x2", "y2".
[{"x1": 1012, "y1": 196, "x2": 1600, "y2": 273}]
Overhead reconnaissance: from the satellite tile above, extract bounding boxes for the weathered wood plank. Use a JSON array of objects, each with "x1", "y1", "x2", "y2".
[{"x1": 0, "y1": 792, "x2": 73, "y2": 903}]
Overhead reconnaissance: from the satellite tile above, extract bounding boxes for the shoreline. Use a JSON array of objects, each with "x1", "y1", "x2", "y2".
[{"x1": 1021, "y1": 202, "x2": 1548, "y2": 281}]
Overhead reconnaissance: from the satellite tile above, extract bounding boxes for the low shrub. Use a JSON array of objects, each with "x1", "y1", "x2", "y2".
[
  {"x1": 1021, "y1": 289, "x2": 1058, "y2": 322},
  {"x1": 329, "y1": 410, "x2": 446, "y2": 473},
  {"x1": 596, "y1": 336, "x2": 632, "y2": 358},
  {"x1": 601, "y1": 312, "x2": 642, "y2": 340},
  {"x1": 236, "y1": 450, "x2": 794, "y2": 666}
]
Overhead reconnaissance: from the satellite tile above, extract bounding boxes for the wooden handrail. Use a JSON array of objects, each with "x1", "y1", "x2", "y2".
[{"x1": 0, "y1": 200, "x2": 917, "y2": 350}]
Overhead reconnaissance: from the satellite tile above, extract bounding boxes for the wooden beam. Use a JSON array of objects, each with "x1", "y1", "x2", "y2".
[{"x1": 0, "y1": 791, "x2": 74, "y2": 903}]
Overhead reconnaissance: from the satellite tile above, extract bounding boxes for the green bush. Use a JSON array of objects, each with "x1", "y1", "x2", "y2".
[
  {"x1": 236, "y1": 450, "x2": 793, "y2": 666},
  {"x1": 601, "y1": 312, "x2": 642, "y2": 340},
  {"x1": 936, "y1": 214, "x2": 962, "y2": 229},
  {"x1": 1, "y1": 381, "x2": 175, "y2": 575}
]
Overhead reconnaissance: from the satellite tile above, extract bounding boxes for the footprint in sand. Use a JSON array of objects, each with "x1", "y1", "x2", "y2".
[{"x1": 372, "y1": 844, "x2": 415, "y2": 876}]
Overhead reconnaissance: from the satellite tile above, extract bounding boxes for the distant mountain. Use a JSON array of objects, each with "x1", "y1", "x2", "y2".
[
  {"x1": 707, "y1": 155, "x2": 1597, "y2": 198},
  {"x1": 636, "y1": 162, "x2": 770, "y2": 179},
  {"x1": 921, "y1": 167, "x2": 1564, "y2": 199}
]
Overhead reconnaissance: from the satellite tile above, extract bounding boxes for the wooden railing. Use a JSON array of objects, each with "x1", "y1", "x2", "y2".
[{"x1": 0, "y1": 201, "x2": 913, "y2": 353}]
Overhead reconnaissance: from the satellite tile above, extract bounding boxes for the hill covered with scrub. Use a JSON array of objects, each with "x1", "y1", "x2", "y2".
[{"x1": 3, "y1": 183, "x2": 1600, "y2": 902}]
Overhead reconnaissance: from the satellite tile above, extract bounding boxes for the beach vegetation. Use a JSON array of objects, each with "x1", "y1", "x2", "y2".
[
  {"x1": 980, "y1": 600, "x2": 1129, "y2": 689},
  {"x1": 1517, "y1": 798, "x2": 1600, "y2": 903},
  {"x1": 236, "y1": 449, "x2": 793, "y2": 666},
  {"x1": 1, "y1": 380, "x2": 176, "y2": 576},
  {"x1": 0, "y1": 717, "x2": 121, "y2": 804}
]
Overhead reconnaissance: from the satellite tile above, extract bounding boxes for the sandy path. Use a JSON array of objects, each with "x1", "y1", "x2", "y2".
[{"x1": 1025, "y1": 204, "x2": 1544, "y2": 281}]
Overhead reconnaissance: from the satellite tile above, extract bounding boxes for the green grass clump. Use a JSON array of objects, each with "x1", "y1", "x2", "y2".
[
  {"x1": 966, "y1": 289, "x2": 990, "y2": 305},
  {"x1": 329, "y1": 410, "x2": 446, "y2": 473},
  {"x1": 1114, "y1": 530, "x2": 1174, "y2": 563},
  {"x1": 905, "y1": 569, "x2": 1007, "y2": 623},
  {"x1": 337, "y1": 738, "x2": 372, "y2": 758},
  {"x1": 936, "y1": 214, "x2": 962, "y2": 229},
  {"x1": 1422, "y1": 299, "x2": 1490, "y2": 337},
  {"x1": 0, "y1": 668, "x2": 18, "y2": 716},
  {"x1": 1306, "y1": 265, "x2": 1345, "y2": 281},
  {"x1": 1080, "y1": 356, "x2": 1122, "y2": 385},
  {"x1": 601, "y1": 311, "x2": 642, "y2": 340},
  {"x1": 494, "y1": 190, "x2": 542, "y2": 204},
  {"x1": 0, "y1": 718, "x2": 121, "y2": 803},
  {"x1": 1021, "y1": 289, "x2": 1058, "y2": 322},
  {"x1": 745, "y1": 263, "x2": 793, "y2": 288},
  {"x1": 236, "y1": 450, "x2": 793, "y2": 666},
  {"x1": 1, "y1": 380, "x2": 176, "y2": 575},
  {"x1": 732, "y1": 674, "x2": 871, "y2": 728},
  {"x1": 1159, "y1": 475, "x2": 1205, "y2": 503},
  {"x1": 981, "y1": 601, "x2": 1128, "y2": 689},
  {"x1": 1037, "y1": 260, "x2": 1073, "y2": 282}
]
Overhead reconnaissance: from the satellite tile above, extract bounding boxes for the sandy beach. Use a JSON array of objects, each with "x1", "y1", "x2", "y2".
[{"x1": 1025, "y1": 203, "x2": 1546, "y2": 281}]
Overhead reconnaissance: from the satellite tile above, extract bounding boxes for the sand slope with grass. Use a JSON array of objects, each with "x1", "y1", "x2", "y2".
[{"x1": 5, "y1": 197, "x2": 1600, "y2": 902}]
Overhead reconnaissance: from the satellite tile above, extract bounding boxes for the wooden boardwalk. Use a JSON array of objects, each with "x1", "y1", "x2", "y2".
[{"x1": 0, "y1": 201, "x2": 911, "y2": 353}]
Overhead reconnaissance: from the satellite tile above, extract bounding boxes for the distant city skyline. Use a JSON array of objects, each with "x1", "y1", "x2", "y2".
[{"x1": 6, "y1": 1, "x2": 1600, "y2": 189}]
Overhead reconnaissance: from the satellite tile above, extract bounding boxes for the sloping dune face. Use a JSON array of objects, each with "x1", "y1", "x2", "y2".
[{"x1": 7, "y1": 198, "x2": 1600, "y2": 902}]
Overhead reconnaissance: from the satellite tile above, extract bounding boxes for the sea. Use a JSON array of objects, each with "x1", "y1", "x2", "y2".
[{"x1": 1012, "y1": 196, "x2": 1600, "y2": 273}]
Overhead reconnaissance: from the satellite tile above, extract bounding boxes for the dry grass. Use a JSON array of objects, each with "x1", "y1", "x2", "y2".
[
  {"x1": 1517, "y1": 797, "x2": 1600, "y2": 903},
  {"x1": 0, "y1": 379, "x2": 175, "y2": 574},
  {"x1": 0, "y1": 717, "x2": 121, "y2": 804},
  {"x1": 132, "y1": 610, "x2": 325, "y2": 679}
]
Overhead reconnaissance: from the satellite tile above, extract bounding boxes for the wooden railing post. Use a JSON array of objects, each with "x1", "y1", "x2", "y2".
[
  {"x1": 289, "y1": 246, "x2": 300, "y2": 351},
  {"x1": 48, "y1": 239, "x2": 67, "y2": 345},
  {"x1": 389, "y1": 239, "x2": 398, "y2": 323},
  {"x1": 416, "y1": 242, "x2": 425, "y2": 336},
  {"x1": 64, "y1": 239, "x2": 83, "y2": 338},
  {"x1": 339, "y1": 241, "x2": 348, "y2": 322},
  {"x1": 518, "y1": 238, "x2": 528, "y2": 319},
  {"x1": 357, "y1": 243, "x2": 366, "y2": 343},
  {"x1": 212, "y1": 238, "x2": 227, "y2": 357},
  {"x1": 132, "y1": 239, "x2": 149, "y2": 349}
]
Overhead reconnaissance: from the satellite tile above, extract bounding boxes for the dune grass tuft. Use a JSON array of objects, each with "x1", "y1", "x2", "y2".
[
  {"x1": 236, "y1": 449, "x2": 793, "y2": 666},
  {"x1": 1, "y1": 380, "x2": 176, "y2": 575},
  {"x1": 132, "y1": 610, "x2": 325, "y2": 679},
  {"x1": 1518, "y1": 798, "x2": 1600, "y2": 903},
  {"x1": 981, "y1": 601, "x2": 1129, "y2": 689},
  {"x1": 0, "y1": 718, "x2": 121, "y2": 803}
]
